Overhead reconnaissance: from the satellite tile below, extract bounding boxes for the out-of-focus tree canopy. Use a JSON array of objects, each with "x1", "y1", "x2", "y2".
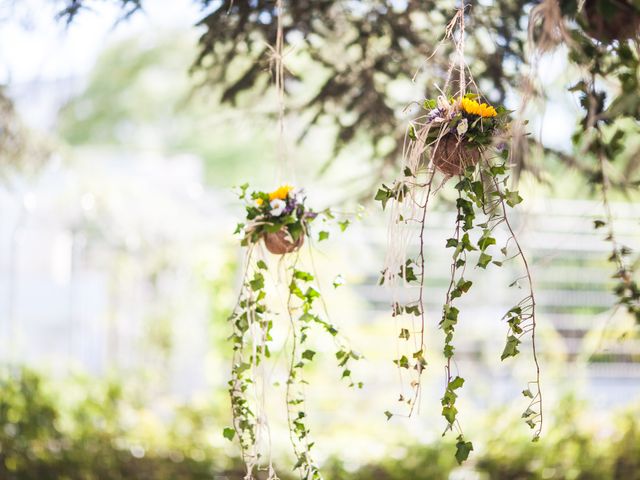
[
  {"x1": 0, "y1": 88, "x2": 50, "y2": 176},
  {"x1": 55, "y1": 1, "x2": 530, "y2": 174},
  {"x1": 54, "y1": 0, "x2": 639, "y2": 190}
]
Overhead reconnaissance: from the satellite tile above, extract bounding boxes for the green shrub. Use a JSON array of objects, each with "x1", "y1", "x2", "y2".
[{"x1": 1, "y1": 368, "x2": 639, "y2": 480}]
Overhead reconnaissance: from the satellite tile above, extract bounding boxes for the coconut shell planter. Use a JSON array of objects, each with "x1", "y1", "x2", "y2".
[
  {"x1": 418, "y1": 95, "x2": 508, "y2": 177},
  {"x1": 582, "y1": 0, "x2": 640, "y2": 42},
  {"x1": 237, "y1": 184, "x2": 316, "y2": 256},
  {"x1": 263, "y1": 229, "x2": 305, "y2": 255},
  {"x1": 432, "y1": 135, "x2": 482, "y2": 176}
]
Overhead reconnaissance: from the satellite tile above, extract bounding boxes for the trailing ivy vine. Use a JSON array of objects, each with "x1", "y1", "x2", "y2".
[{"x1": 225, "y1": 184, "x2": 360, "y2": 480}]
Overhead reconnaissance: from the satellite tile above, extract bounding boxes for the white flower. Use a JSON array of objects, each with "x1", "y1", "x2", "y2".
[
  {"x1": 456, "y1": 118, "x2": 468, "y2": 136},
  {"x1": 270, "y1": 198, "x2": 286, "y2": 216},
  {"x1": 291, "y1": 187, "x2": 306, "y2": 203}
]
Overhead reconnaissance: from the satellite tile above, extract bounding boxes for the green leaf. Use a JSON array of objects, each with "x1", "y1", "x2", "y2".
[
  {"x1": 305, "y1": 287, "x2": 320, "y2": 301},
  {"x1": 424, "y1": 99, "x2": 437, "y2": 110},
  {"x1": 501, "y1": 335, "x2": 521, "y2": 360},
  {"x1": 446, "y1": 238, "x2": 459, "y2": 248},
  {"x1": 455, "y1": 437, "x2": 473, "y2": 464},
  {"x1": 294, "y1": 270, "x2": 314, "y2": 282},
  {"x1": 222, "y1": 427, "x2": 235, "y2": 441},
  {"x1": 457, "y1": 278, "x2": 473, "y2": 293},
  {"x1": 478, "y1": 231, "x2": 496, "y2": 251},
  {"x1": 399, "y1": 328, "x2": 410, "y2": 340},
  {"x1": 302, "y1": 350, "x2": 316, "y2": 361},
  {"x1": 477, "y1": 252, "x2": 492, "y2": 269},
  {"x1": 404, "y1": 304, "x2": 421, "y2": 316},
  {"x1": 505, "y1": 189, "x2": 523, "y2": 207},
  {"x1": 442, "y1": 405, "x2": 458, "y2": 425},
  {"x1": 443, "y1": 344, "x2": 455, "y2": 359},
  {"x1": 449, "y1": 376, "x2": 464, "y2": 390},
  {"x1": 249, "y1": 273, "x2": 264, "y2": 291},
  {"x1": 338, "y1": 220, "x2": 350, "y2": 231},
  {"x1": 318, "y1": 230, "x2": 330, "y2": 241},
  {"x1": 393, "y1": 355, "x2": 410, "y2": 369},
  {"x1": 441, "y1": 305, "x2": 459, "y2": 332},
  {"x1": 522, "y1": 389, "x2": 534, "y2": 398},
  {"x1": 256, "y1": 260, "x2": 268, "y2": 270},
  {"x1": 375, "y1": 187, "x2": 391, "y2": 210},
  {"x1": 593, "y1": 220, "x2": 606, "y2": 229},
  {"x1": 384, "y1": 410, "x2": 393, "y2": 421}
]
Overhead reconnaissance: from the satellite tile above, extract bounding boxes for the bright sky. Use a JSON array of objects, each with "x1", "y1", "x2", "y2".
[{"x1": 0, "y1": 0, "x2": 201, "y2": 84}]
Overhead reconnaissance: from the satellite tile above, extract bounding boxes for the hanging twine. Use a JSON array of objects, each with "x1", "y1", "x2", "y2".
[{"x1": 268, "y1": 0, "x2": 292, "y2": 182}]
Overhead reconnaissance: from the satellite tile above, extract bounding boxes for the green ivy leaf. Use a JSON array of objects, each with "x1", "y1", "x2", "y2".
[
  {"x1": 375, "y1": 187, "x2": 391, "y2": 210},
  {"x1": 442, "y1": 405, "x2": 458, "y2": 425},
  {"x1": 478, "y1": 231, "x2": 496, "y2": 251},
  {"x1": 318, "y1": 231, "x2": 329, "y2": 241},
  {"x1": 501, "y1": 335, "x2": 521, "y2": 360},
  {"x1": 294, "y1": 270, "x2": 314, "y2": 282},
  {"x1": 455, "y1": 437, "x2": 474, "y2": 464},
  {"x1": 393, "y1": 355, "x2": 410, "y2": 369},
  {"x1": 222, "y1": 427, "x2": 235, "y2": 441},
  {"x1": 477, "y1": 252, "x2": 492, "y2": 269},
  {"x1": 457, "y1": 278, "x2": 473, "y2": 293},
  {"x1": 449, "y1": 376, "x2": 464, "y2": 390},
  {"x1": 256, "y1": 260, "x2": 268, "y2": 270},
  {"x1": 399, "y1": 328, "x2": 410, "y2": 340},
  {"x1": 505, "y1": 189, "x2": 523, "y2": 207},
  {"x1": 384, "y1": 411, "x2": 393, "y2": 421},
  {"x1": 249, "y1": 273, "x2": 264, "y2": 291},
  {"x1": 405, "y1": 304, "x2": 421, "y2": 316},
  {"x1": 302, "y1": 350, "x2": 316, "y2": 361}
]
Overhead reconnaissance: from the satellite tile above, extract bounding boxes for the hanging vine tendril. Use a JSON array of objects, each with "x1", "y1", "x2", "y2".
[
  {"x1": 376, "y1": 3, "x2": 543, "y2": 464},
  {"x1": 225, "y1": 184, "x2": 360, "y2": 479}
]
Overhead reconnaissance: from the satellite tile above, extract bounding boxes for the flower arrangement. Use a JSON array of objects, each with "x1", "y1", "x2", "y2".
[
  {"x1": 228, "y1": 183, "x2": 360, "y2": 479},
  {"x1": 376, "y1": 87, "x2": 542, "y2": 464},
  {"x1": 416, "y1": 94, "x2": 510, "y2": 176},
  {"x1": 240, "y1": 184, "x2": 317, "y2": 255}
]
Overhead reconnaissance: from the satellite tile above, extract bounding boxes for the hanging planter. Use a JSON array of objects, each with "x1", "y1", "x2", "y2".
[
  {"x1": 377, "y1": 91, "x2": 543, "y2": 465},
  {"x1": 420, "y1": 95, "x2": 504, "y2": 177},
  {"x1": 263, "y1": 229, "x2": 304, "y2": 254},
  {"x1": 226, "y1": 183, "x2": 361, "y2": 480},
  {"x1": 432, "y1": 136, "x2": 482, "y2": 176},
  {"x1": 581, "y1": 0, "x2": 640, "y2": 43},
  {"x1": 242, "y1": 184, "x2": 313, "y2": 255}
]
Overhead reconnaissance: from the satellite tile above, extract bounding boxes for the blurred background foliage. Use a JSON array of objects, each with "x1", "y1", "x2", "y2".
[
  {"x1": 1, "y1": 368, "x2": 640, "y2": 479},
  {"x1": 0, "y1": 0, "x2": 638, "y2": 478}
]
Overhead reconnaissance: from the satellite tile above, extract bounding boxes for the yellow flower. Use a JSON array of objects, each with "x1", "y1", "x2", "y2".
[
  {"x1": 256, "y1": 198, "x2": 264, "y2": 206},
  {"x1": 268, "y1": 184, "x2": 294, "y2": 201},
  {"x1": 460, "y1": 97, "x2": 497, "y2": 118}
]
